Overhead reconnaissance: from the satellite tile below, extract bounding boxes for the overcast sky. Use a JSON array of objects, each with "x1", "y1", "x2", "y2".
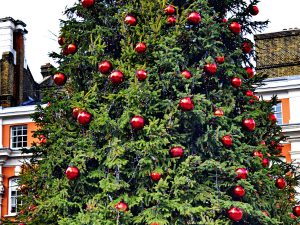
[{"x1": 0, "y1": 0, "x2": 299, "y2": 83}]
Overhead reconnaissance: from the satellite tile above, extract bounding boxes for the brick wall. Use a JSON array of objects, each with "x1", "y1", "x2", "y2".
[{"x1": 255, "y1": 29, "x2": 300, "y2": 77}]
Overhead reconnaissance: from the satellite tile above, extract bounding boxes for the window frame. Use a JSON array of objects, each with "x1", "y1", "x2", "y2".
[
  {"x1": 8, "y1": 177, "x2": 20, "y2": 216},
  {"x1": 10, "y1": 125, "x2": 28, "y2": 150},
  {"x1": 272, "y1": 102, "x2": 283, "y2": 125}
]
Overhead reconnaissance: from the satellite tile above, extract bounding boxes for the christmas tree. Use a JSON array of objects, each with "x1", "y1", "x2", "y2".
[{"x1": 13, "y1": 0, "x2": 300, "y2": 224}]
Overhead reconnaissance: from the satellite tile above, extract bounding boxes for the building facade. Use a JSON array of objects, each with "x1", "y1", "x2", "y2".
[
  {"x1": 0, "y1": 17, "x2": 43, "y2": 221},
  {"x1": 255, "y1": 29, "x2": 300, "y2": 172}
]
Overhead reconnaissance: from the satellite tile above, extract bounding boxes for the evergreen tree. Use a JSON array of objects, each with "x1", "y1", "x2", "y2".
[{"x1": 12, "y1": 0, "x2": 300, "y2": 224}]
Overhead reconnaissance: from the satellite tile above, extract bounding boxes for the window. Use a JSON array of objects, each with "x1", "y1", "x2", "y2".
[
  {"x1": 10, "y1": 125, "x2": 27, "y2": 149},
  {"x1": 8, "y1": 178, "x2": 20, "y2": 215},
  {"x1": 272, "y1": 102, "x2": 283, "y2": 125}
]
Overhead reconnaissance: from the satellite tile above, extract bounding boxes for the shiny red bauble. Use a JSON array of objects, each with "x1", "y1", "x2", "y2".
[
  {"x1": 67, "y1": 43, "x2": 77, "y2": 54},
  {"x1": 221, "y1": 135, "x2": 233, "y2": 148},
  {"x1": 124, "y1": 15, "x2": 137, "y2": 26},
  {"x1": 72, "y1": 107, "x2": 82, "y2": 118},
  {"x1": 181, "y1": 70, "x2": 192, "y2": 79},
  {"x1": 253, "y1": 150, "x2": 263, "y2": 159},
  {"x1": 214, "y1": 109, "x2": 224, "y2": 116},
  {"x1": 164, "y1": 5, "x2": 175, "y2": 15},
  {"x1": 179, "y1": 97, "x2": 194, "y2": 111},
  {"x1": 98, "y1": 60, "x2": 112, "y2": 74},
  {"x1": 232, "y1": 185, "x2": 245, "y2": 198},
  {"x1": 38, "y1": 135, "x2": 47, "y2": 144},
  {"x1": 115, "y1": 201, "x2": 128, "y2": 212},
  {"x1": 231, "y1": 77, "x2": 242, "y2": 88},
  {"x1": 58, "y1": 36, "x2": 65, "y2": 46},
  {"x1": 77, "y1": 111, "x2": 92, "y2": 125},
  {"x1": 221, "y1": 18, "x2": 228, "y2": 23},
  {"x1": 130, "y1": 115, "x2": 145, "y2": 130},
  {"x1": 135, "y1": 42, "x2": 147, "y2": 53},
  {"x1": 169, "y1": 146, "x2": 184, "y2": 158},
  {"x1": 245, "y1": 67, "x2": 254, "y2": 78},
  {"x1": 245, "y1": 90, "x2": 254, "y2": 96},
  {"x1": 242, "y1": 118, "x2": 256, "y2": 131},
  {"x1": 242, "y1": 42, "x2": 252, "y2": 53},
  {"x1": 150, "y1": 172, "x2": 161, "y2": 181},
  {"x1": 227, "y1": 207, "x2": 243, "y2": 222},
  {"x1": 229, "y1": 22, "x2": 241, "y2": 34},
  {"x1": 18, "y1": 223, "x2": 26, "y2": 225},
  {"x1": 293, "y1": 205, "x2": 300, "y2": 217},
  {"x1": 65, "y1": 166, "x2": 80, "y2": 180},
  {"x1": 136, "y1": 70, "x2": 148, "y2": 81},
  {"x1": 150, "y1": 223, "x2": 160, "y2": 225},
  {"x1": 204, "y1": 63, "x2": 217, "y2": 75},
  {"x1": 81, "y1": 0, "x2": 95, "y2": 8},
  {"x1": 53, "y1": 73, "x2": 67, "y2": 86},
  {"x1": 167, "y1": 16, "x2": 176, "y2": 26},
  {"x1": 235, "y1": 168, "x2": 248, "y2": 179},
  {"x1": 109, "y1": 70, "x2": 124, "y2": 84},
  {"x1": 187, "y1": 12, "x2": 201, "y2": 25},
  {"x1": 250, "y1": 5, "x2": 259, "y2": 15},
  {"x1": 215, "y1": 56, "x2": 225, "y2": 64},
  {"x1": 269, "y1": 113, "x2": 277, "y2": 123},
  {"x1": 262, "y1": 158, "x2": 269, "y2": 167},
  {"x1": 275, "y1": 177, "x2": 286, "y2": 189}
]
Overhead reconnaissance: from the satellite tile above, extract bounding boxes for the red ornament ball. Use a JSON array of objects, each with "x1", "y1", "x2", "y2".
[
  {"x1": 98, "y1": 60, "x2": 112, "y2": 74},
  {"x1": 227, "y1": 207, "x2": 243, "y2": 222},
  {"x1": 150, "y1": 223, "x2": 160, "y2": 225},
  {"x1": 38, "y1": 135, "x2": 47, "y2": 144},
  {"x1": 245, "y1": 67, "x2": 254, "y2": 78},
  {"x1": 204, "y1": 63, "x2": 217, "y2": 75},
  {"x1": 250, "y1": 5, "x2": 259, "y2": 15},
  {"x1": 65, "y1": 166, "x2": 80, "y2": 180},
  {"x1": 167, "y1": 16, "x2": 176, "y2": 26},
  {"x1": 136, "y1": 70, "x2": 148, "y2": 81},
  {"x1": 67, "y1": 43, "x2": 77, "y2": 54},
  {"x1": 124, "y1": 15, "x2": 137, "y2": 26},
  {"x1": 269, "y1": 113, "x2": 277, "y2": 123},
  {"x1": 229, "y1": 22, "x2": 241, "y2": 34},
  {"x1": 242, "y1": 118, "x2": 256, "y2": 131},
  {"x1": 293, "y1": 205, "x2": 300, "y2": 217},
  {"x1": 164, "y1": 5, "x2": 175, "y2": 15},
  {"x1": 72, "y1": 107, "x2": 82, "y2": 118},
  {"x1": 221, "y1": 135, "x2": 233, "y2": 148},
  {"x1": 58, "y1": 36, "x2": 65, "y2": 46},
  {"x1": 179, "y1": 97, "x2": 194, "y2": 111},
  {"x1": 187, "y1": 12, "x2": 201, "y2": 25},
  {"x1": 115, "y1": 201, "x2": 128, "y2": 212},
  {"x1": 135, "y1": 42, "x2": 147, "y2": 53},
  {"x1": 18, "y1": 223, "x2": 26, "y2": 225},
  {"x1": 53, "y1": 73, "x2": 67, "y2": 86},
  {"x1": 231, "y1": 77, "x2": 242, "y2": 88},
  {"x1": 235, "y1": 168, "x2": 248, "y2": 179},
  {"x1": 181, "y1": 70, "x2": 192, "y2": 79},
  {"x1": 275, "y1": 177, "x2": 286, "y2": 189},
  {"x1": 215, "y1": 56, "x2": 225, "y2": 64},
  {"x1": 130, "y1": 115, "x2": 145, "y2": 130},
  {"x1": 109, "y1": 70, "x2": 124, "y2": 84},
  {"x1": 169, "y1": 146, "x2": 184, "y2": 158},
  {"x1": 242, "y1": 42, "x2": 252, "y2": 53},
  {"x1": 232, "y1": 185, "x2": 246, "y2": 198},
  {"x1": 150, "y1": 172, "x2": 161, "y2": 181},
  {"x1": 77, "y1": 111, "x2": 92, "y2": 125},
  {"x1": 81, "y1": 0, "x2": 95, "y2": 8},
  {"x1": 214, "y1": 109, "x2": 224, "y2": 116},
  {"x1": 245, "y1": 90, "x2": 254, "y2": 97},
  {"x1": 262, "y1": 158, "x2": 269, "y2": 167},
  {"x1": 253, "y1": 150, "x2": 263, "y2": 159}
]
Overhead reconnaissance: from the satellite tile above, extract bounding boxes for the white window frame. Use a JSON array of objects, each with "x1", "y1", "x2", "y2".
[
  {"x1": 272, "y1": 102, "x2": 283, "y2": 125},
  {"x1": 8, "y1": 177, "x2": 20, "y2": 216},
  {"x1": 10, "y1": 125, "x2": 28, "y2": 150}
]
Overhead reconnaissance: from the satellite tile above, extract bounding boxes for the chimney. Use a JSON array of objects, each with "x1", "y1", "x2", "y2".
[{"x1": 0, "y1": 17, "x2": 28, "y2": 107}]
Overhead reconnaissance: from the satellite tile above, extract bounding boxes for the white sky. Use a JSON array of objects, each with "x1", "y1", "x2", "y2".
[{"x1": 0, "y1": 0, "x2": 299, "y2": 83}]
